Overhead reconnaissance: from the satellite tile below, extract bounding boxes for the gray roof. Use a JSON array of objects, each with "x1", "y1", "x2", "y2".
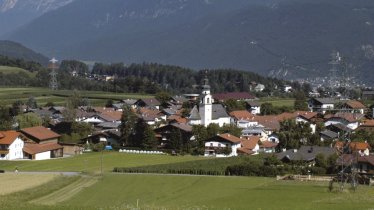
[
  {"x1": 112, "y1": 103, "x2": 124, "y2": 109},
  {"x1": 312, "y1": 98, "x2": 336, "y2": 104},
  {"x1": 189, "y1": 105, "x2": 201, "y2": 120},
  {"x1": 97, "y1": 122, "x2": 121, "y2": 129},
  {"x1": 171, "y1": 123, "x2": 192, "y2": 132},
  {"x1": 211, "y1": 104, "x2": 230, "y2": 119},
  {"x1": 277, "y1": 146, "x2": 336, "y2": 161},
  {"x1": 246, "y1": 101, "x2": 260, "y2": 107},
  {"x1": 189, "y1": 104, "x2": 229, "y2": 120},
  {"x1": 122, "y1": 99, "x2": 137, "y2": 105},
  {"x1": 320, "y1": 130, "x2": 339, "y2": 139}
]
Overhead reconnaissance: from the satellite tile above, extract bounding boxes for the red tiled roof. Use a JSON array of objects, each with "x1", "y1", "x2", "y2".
[
  {"x1": 21, "y1": 126, "x2": 61, "y2": 141},
  {"x1": 229, "y1": 110, "x2": 255, "y2": 121},
  {"x1": 0, "y1": 131, "x2": 21, "y2": 145},
  {"x1": 241, "y1": 136, "x2": 260, "y2": 150},
  {"x1": 326, "y1": 112, "x2": 365, "y2": 123},
  {"x1": 350, "y1": 142, "x2": 371, "y2": 151},
  {"x1": 217, "y1": 133, "x2": 242, "y2": 144},
  {"x1": 345, "y1": 100, "x2": 366, "y2": 109},
  {"x1": 297, "y1": 112, "x2": 318, "y2": 120},
  {"x1": 23, "y1": 142, "x2": 63, "y2": 155},
  {"x1": 260, "y1": 141, "x2": 278, "y2": 148},
  {"x1": 361, "y1": 120, "x2": 374, "y2": 127}
]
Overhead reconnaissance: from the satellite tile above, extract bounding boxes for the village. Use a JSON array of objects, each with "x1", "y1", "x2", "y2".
[{"x1": 0, "y1": 73, "x2": 373, "y2": 180}]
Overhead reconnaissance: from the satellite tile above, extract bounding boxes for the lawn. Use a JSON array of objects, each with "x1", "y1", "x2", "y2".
[
  {"x1": 50, "y1": 174, "x2": 374, "y2": 209},
  {"x1": 0, "y1": 87, "x2": 153, "y2": 106},
  {"x1": 0, "y1": 152, "x2": 205, "y2": 174},
  {"x1": 0, "y1": 173, "x2": 57, "y2": 195},
  {"x1": 260, "y1": 97, "x2": 295, "y2": 107}
]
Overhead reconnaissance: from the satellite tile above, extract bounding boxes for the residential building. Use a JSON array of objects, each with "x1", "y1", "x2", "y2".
[
  {"x1": 308, "y1": 98, "x2": 335, "y2": 114},
  {"x1": 246, "y1": 101, "x2": 261, "y2": 115},
  {"x1": 342, "y1": 100, "x2": 366, "y2": 114},
  {"x1": 0, "y1": 131, "x2": 24, "y2": 160},
  {"x1": 204, "y1": 133, "x2": 242, "y2": 157},
  {"x1": 277, "y1": 146, "x2": 336, "y2": 165}
]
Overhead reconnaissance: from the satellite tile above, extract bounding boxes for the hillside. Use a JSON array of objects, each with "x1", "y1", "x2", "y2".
[
  {"x1": 4, "y1": 0, "x2": 374, "y2": 85},
  {"x1": 0, "y1": 40, "x2": 49, "y2": 65}
]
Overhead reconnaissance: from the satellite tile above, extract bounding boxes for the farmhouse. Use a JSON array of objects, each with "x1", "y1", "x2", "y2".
[
  {"x1": 154, "y1": 123, "x2": 193, "y2": 147},
  {"x1": 0, "y1": 131, "x2": 24, "y2": 160},
  {"x1": 20, "y1": 126, "x2": 63, "y2": 160},
  {"x1": 324, "y1": 112, "x2": 365, "y2": 130},
  {"x1": 342, "y1": 100, "x2": 366, "y2": 114}
]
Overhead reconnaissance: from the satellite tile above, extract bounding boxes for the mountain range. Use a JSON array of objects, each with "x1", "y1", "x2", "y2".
[
  {"x1": 2, "y1": 0, "x2": 374, "y2": 85},
  {"x1": 0, "y1": 0, "x2": 74, "y2": 36}
]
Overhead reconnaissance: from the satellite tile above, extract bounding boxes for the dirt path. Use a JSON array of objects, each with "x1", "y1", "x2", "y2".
[{"x1": 30, "y1": 176, "x2": 98, "y2": 205}]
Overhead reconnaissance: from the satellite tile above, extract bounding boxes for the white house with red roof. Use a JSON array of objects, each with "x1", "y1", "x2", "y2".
[
  {"x1": 0, "y1": 131, "x2": 24, "y2": 160},
  {"x1": 204, "y1": 133, "x2": 242, "y2": 157}
]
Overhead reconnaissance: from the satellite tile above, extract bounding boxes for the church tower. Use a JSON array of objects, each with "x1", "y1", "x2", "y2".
[{"x1": 200, "y1": 72, "x2": 212, "y2": 126}]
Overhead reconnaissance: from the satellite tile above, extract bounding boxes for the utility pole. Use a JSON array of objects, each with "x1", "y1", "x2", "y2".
[{"x1": 48, "y1": 57, "x2": 59, "y2": 90}]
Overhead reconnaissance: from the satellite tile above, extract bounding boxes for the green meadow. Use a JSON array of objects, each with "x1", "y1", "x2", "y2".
[
  {"x1": 0, "y1": 87, "x2": 153, "y2": 106},
  {"x1": 1, "y1": 173, "x2": 374, "y2": 210}
]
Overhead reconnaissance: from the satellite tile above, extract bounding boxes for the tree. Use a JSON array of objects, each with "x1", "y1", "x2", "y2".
[
  {"x1": 60, "y1": 60, "x2": 89, "y2": 76},
  {"x1": 0, "y1": 105, "x2": 13, "y2": 130},
  {"x1": 260, "y1": 103, "x2": 276, "y2": 115},
  {"x1": 169, "y1": 128, "x2": 183, "y2": 153},
  {"x1": 207, "y1": 123, "x2": 220, "y2": 138},
  {"x1": 155, "y1": 91, "x2": 171, "y2": 108},
  {"x1": 26, "y1": 96, "x2": 37, "y2": 109},
  {"x1": 105, "y1": 99, "x2": 113, "y2": 108},
  {"x1": 16, "y1": 113, "x2": 42, "y2": 129},
  {"x1": 142, "y1": 125, "x2": 158, "y2": 150},
  {"x1": 220, "y1": 124, "x2": 242, "y2": 137},
  {"x1": 315, "y1": 153, "x2": 327, "y2": 168},
  {"x1": 192, "y1": 125, "x2": 208, "y2": 155},
  {"x1": 223, "y1": 99, "x2": 245, "y2": 112},
  {"x1": 120, "y1": 105, "x2": 138, "y2": 146}
]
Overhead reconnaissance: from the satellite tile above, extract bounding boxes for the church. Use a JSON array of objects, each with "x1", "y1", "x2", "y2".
[{"x1": 188, "y1": 74, "x2": 231, "y2": 127}]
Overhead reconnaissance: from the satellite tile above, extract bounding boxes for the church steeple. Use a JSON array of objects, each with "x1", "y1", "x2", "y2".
[{"x1": 200, "y1": 70, "x2": 212, "y2": 126}]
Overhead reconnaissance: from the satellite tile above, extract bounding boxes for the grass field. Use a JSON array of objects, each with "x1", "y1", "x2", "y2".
[
  {"x1": 0, "y1": 87, "x2": 153, "y2": 106},
  {"x1": 62, "y1": 174, "x2": 374, "y2": 210},
  {"x1": 0, "y1": 152, "x2": 205, "y2": 174},
  {"x1": 260, "y1": 97, "x2": 295, "y2": 107},
  {"x1": 0, "y1": 66, "x2": 36, "y2": 77},
  {"x1": 2, "y1": 173, "x2": 374, "y2": 210},
  {"x1": 0, "y1": 173, "x2": 57, "y2": 195}
]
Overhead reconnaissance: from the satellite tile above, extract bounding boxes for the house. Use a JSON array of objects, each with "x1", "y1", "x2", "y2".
[
  {"x1": 337, "y1": 154, "x2": 374, "y2": 174},
  {"x1": 21, "y1": 126, "x2": 61, "y2": 144},
  {"x1": 0, "y1": 131, "x2": 24, "y2": 160},
  {"x1": 308, "y1": 98, "x2": 335, "y2": 114},
  {"x1": 204, "y1": 133, "x2": 242, "y2": 157},
  {"x1": 259, "y1": 141, "x2": 278, "y2": 153},
  {"x1": 154, "y1": 123, "x2": 193, "y2": 147},
  {"x1": 295, "y1": 112, "x2": 319, "y2": 133},
  {"x1": 238, "y1": 136, "x2": 260, "y2": 155},
  {"x1": 362, "y1": 90, "x2": 374, "y2": 100},
  {"x1": 284, "y1": 85, "x2": 293, "y2": 92},
  {"x1": 241, "y1": 126, "x2": 267, "y2": 141},
  {"x1": 277, "y1": 146, "x2": 336, "y2": 165},
  {"x1": 324, "y1": 112, "x2": 365, "y2": 130},
  {"x1": 60, "y1": 142, "x2": 83, "y2": 156},
  {"x1": 122, "y1": 99, "x2": 137, "y2": 109},
  {"x1": 320, "y1": 130, "x2": 339, "y2": 142},
  {"x1": 250, "y1": 82, "x2": 265, "y2": 92},
  {"x1": 357, "y1": 119, "x2": 374, "y2": 132},
  {"x1": 20, "y1": 126, "x2": 63, "y2": 160},
  {"x1": 229, "y1": 110, "x2": 257, "y2": 128},
  {"x1": 246, "y1": 101, "x2": 261, "y2": 115},
  {"x1": 135, "y1": 98, "x2": 161, "y2": 110},
  {"x1": 188, "y1": 76, "x2": 231, "y2": 127},
  {"x1": 212, "y1": 92, "x2": 255, "y2": 102},
  {"x1": 342, "y1": 100, "x2": 366, "y2": 114},
  {"x1": 23, "y1": 143, "x2": 64, "y2": 160},
  {"x1": 170, "y1": 95, "x2": 188, "y2": 105},
  {"x1": 335, "y1": 141, "x2": 371, "y2": 156}
]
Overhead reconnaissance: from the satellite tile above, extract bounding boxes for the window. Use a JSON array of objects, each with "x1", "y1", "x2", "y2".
[
  {"x1": 210, "y1": 143, "x2": 213, "y2": 147},
  {"x1": 0, "y1": 154, "x2": 5, "y2": 158},
  {"x1": 218, "y1": 143, "x2": 221, "y2": 147},
  {"x1": 207, "y1": 98, "x2": 210, "y2": 104}
]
